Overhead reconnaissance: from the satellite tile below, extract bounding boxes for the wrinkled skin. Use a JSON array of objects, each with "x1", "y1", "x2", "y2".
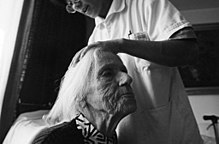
[{"x1": 84, "y1": 49, "x2": 136, "y2": 118}]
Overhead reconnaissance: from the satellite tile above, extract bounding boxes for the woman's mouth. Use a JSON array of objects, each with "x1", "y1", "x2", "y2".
[{"x1": 121, "y1": 92, "x2": 135, "y2": 99}]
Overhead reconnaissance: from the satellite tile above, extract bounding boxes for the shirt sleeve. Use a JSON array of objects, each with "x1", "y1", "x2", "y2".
[
  {"x1": 144, "y1": 0, "x2": 192, "y2": 41},
  {"x1": 169, "y1": 27, "x2": 197, "y2": 40}
]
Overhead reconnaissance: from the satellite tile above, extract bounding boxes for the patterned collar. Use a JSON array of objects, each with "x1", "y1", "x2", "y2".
[{"x1": 75, "y1": 114, "x2": 117, "y2": 144}]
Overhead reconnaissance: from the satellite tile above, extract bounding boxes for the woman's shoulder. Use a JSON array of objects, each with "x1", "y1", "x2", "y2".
[{"x1": 32, "y1": 118, "x2": 84, "y2": 144}]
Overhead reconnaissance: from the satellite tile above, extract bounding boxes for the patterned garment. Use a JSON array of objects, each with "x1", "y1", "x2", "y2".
[{"x1": 75, "y1": 114, "x2": 117, "y2": 144}]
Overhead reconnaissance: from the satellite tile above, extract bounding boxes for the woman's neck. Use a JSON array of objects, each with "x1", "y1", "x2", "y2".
[
  {"x1": 83, "y1": 109, "x2": 120, "y2": 137},
  {"x1": 94, "y1": 113, "x2": 120, "y2": 137}
]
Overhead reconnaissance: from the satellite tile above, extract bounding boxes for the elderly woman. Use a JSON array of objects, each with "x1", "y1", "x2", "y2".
[{"x1": 3, "y1": 48, "x2": 137, "y2": 144}]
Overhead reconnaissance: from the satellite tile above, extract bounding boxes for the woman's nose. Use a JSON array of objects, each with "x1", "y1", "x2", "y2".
[{"x1": 118, "y1": 72, "x2": 133, "y2": 86}]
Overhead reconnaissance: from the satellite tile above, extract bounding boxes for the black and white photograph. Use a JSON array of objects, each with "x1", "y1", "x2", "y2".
[{"x1": 0, "y1": 0, "x2": 218, "y2": 144}]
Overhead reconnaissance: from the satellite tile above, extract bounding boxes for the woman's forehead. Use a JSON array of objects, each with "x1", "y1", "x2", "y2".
[{"x1": 94, "y1": 51, "x2": 122, "y2": 65}]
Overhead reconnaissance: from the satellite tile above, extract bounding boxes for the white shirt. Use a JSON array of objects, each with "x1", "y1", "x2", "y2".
[{"x1": 88, "y1": 0, "x2": 203, "y2": 143}]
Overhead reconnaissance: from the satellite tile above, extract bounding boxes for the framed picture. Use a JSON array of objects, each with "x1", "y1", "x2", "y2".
[{"x1": 178, "y1": 23, "x2": 219, "y2": 95}]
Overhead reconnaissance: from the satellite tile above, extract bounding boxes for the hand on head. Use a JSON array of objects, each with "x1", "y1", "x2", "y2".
[
  {"x1": 70, "y1": 39, "x2": 122, "y2": 67},
  {"x1": 46, "y1": 47, "x2": 136, "y2": 136}
]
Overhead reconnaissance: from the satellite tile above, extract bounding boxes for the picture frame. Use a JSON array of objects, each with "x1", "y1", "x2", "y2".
[{"x1": 179, "y1": 23, "x2": 219, "y2": 95}]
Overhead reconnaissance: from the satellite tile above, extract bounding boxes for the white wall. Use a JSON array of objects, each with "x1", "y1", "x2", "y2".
[
  {"x1": 170, "y1": 0, "x2": 219, "y2": 11},
  {"x1": 172, "y1": 0, "x2": 219, "y2": 139},
  {"x1": 170, "y1": 0, "x2": 219, "y2": 25},
  {"x1": 0, "y1": 0, "x2": 24, "y2": 118},
  {"x1": 181, "y1": 8, "x2": 219, "y2": 25},
  {"x1": 189, "y1": 95, "x2": 219, "y2": 138},
  {"x1": 184, "y1": 6, "x2": 219, "y2": 138}
]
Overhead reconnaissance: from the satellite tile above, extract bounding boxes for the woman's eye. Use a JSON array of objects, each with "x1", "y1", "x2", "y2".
[{"x1": 102, "y1": 70, "x2": 113, "y2": 77}]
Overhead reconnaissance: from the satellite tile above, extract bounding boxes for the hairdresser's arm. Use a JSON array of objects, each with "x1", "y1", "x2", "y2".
[
  {"x1": 79, "y1": 28, "x2": 199, "y2": 67},
  {"x1": 117, "y1": 37, "x2": 198, "y2": 67}
]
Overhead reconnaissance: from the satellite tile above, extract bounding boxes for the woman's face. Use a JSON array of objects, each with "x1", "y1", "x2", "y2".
[
  {"x1": 69, "y1": 0, "x2": 106, "y2": 18},
  {"x1": 86, "y1": 50, "x2": 137, "y2": 117}
]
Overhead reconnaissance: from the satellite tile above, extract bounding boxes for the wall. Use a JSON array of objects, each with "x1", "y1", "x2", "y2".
[
  {"x1": 189, "y1": 95, "x2": 219, "y2": 138},
  {"x1": 170, "y1": 0, "x2": 219, "y2": 25},
  {"x1": 170, "y1": 0, "x2": 219, "y2": 11},
  {"x1": 170, "y1": 0, "x2": 219, "y2": 139}
]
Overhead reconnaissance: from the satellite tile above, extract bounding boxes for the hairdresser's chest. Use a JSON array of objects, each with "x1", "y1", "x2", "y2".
[{"x1": 91, "y1": 14, "x2": 149, "y2": 42}]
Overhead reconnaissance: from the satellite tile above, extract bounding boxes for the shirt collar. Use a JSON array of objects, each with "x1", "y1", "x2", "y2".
[
  {"x1": 75, "y1": 114, "x2": 117, "y2": 144},
  {"x1": 95, "y1": 0, "x2": 126, "y2": 26}
]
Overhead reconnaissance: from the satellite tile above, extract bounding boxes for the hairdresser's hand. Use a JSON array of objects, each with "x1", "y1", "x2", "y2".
[
  {"x1": 70, "y1": 39, "x2": 122, "y2": 67},
  {"x1": 80, "y1": 39, "x2": 122, "y2": 59}
]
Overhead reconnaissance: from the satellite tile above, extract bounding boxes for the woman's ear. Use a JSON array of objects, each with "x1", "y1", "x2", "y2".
[
  {"x1": 75, "y1": 96, "x2": 88, "y2": 114},
  {"x1": 78, "y1": 99, "x2": 87, "y2": 108}
]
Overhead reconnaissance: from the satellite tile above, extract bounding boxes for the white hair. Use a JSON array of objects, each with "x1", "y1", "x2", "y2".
[{"x1": 44, "y1": 49, "x2": 97, "y2": 125}]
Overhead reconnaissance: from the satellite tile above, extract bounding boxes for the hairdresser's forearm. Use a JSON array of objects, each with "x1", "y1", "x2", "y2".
[{"x1": 118, "y1": 38, "x2": 199, "y2": 67}]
